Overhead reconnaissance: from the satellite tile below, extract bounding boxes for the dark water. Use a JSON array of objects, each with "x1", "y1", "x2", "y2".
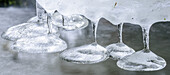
[{"x1": 0, "y1": 7, "x2": 170, "y2": 75}]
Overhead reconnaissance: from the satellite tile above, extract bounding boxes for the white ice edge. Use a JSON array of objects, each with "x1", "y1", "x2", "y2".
[{"x1": 36, "y1": 0, "x2": 170, "y2": 28}]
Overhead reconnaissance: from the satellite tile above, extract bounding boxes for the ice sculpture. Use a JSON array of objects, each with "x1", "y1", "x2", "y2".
[{"x1": 36, "y1": 0, "x2": 169, "y2": 70}]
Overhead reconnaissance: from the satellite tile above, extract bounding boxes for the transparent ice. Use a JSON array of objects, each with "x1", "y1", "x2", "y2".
[
  {"x1": 27, "y1": 16, "x2": 39, "y2": 23},
  {"x1": 115, "y1": 0, "x2": 169, "y2": 71},
  {"x1": 28, "y1": 11, "x2": 89, "y2": 31},
  {"x1": 27, "y1": 2, "x2": 47, "y2": 23},
  {"x1": 60, "y1": 43, "x2": 108, "y2": 64},
  {"x1": 107, "y1": 43, "x2": 135, "y2": 60},
  {"x1": 12, "y1": 34, "x2": 67, "y2": 53},
  {"x1": 117, "y1": 49, "x2": 166, "y2": 71},
  {"x1": 37, "y1": 0, "x2": 169, "y2": 66},
  {"x1": 1, "y1": 2, "x2": 49, "y2": 41},
  {"x1": 52, "y1": 12, "x2": 89, "y2": 30},
  {"x1": 35, "y1": 0, "x2": 89, "y2": 31},
  {"x1": 106, "y1": 23, "x2": 135, "y2": 60},
  {"x1": 1, "y1": 22, "x2": 58, "y2": 41},
  {"x1": 60, "y1": 20, "x2": 109, "y2": 64},
  {"x1": 36, "y1": 0, "x2": 135, "y2": 63},
  {"x1": 1, "y1": 0, "x2": 169, "y2": 70},
  {"x1": 1, "y1": 1, "x2": 68, "y2": 53},
  {"x1": 117, "y1": 27, "x2": 167, "y2": 71}
]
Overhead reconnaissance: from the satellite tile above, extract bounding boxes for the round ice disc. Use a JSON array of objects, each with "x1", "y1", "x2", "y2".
[
  {"x1": 117, "y1": 49, "x2": 166, "y2": 71},
  {"x1": 1, "y1": 22, "x2": 58, "y2": 41},
  {"x1": 60, "y1": 43, "x2": 109, "y2": 64},
  {"x1": 12, "y1": 34, "x2": 67, "y2": 53},
  {"x1": 106, "y1": 43, "x2": 135, "y2": 60}
]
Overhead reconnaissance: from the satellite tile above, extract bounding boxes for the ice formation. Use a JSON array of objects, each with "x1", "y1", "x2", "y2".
[
  {"x1": 117, "y1": 49, "x2": 167, "y2": 71},
  {"x1": 60, "y1": 43, "x2": 108, "y2": 64},
  {"x1": 106, "y1": 23, "x2": 135, "y2": 60},
  {"x1": 36, "y1": 0, "x2": 170, "y2": 27},
  {"x1": 1, "y1": 23, "x2": 58, "y2": 41},
  {"x1": 12, "y1": 34, "x2": 67, "y2": 53},
  {"x1": 35, "y1": 0, "x2": 169, "y2": 70}
]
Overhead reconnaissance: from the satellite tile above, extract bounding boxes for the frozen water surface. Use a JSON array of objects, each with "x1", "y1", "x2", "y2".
[{"x1": 0, "y1": 7, "x2": 170, "y2": 75}]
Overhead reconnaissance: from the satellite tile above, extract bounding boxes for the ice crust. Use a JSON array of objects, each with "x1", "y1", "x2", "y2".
[{"x1": 37, "y1": 0, "x2": 170, "y2": 27}]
